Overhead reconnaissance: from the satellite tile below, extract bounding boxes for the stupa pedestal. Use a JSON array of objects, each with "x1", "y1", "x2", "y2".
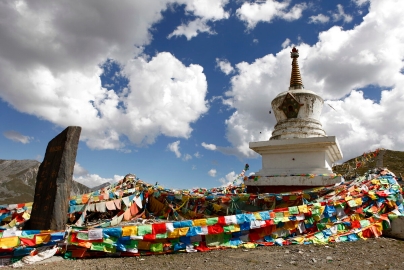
[
  {"x1": 245, "y1": 47, "x2": 343, "y2": 193},
  {"x1": 245, "y1": 136, "x2": 343, "y2": 193}
]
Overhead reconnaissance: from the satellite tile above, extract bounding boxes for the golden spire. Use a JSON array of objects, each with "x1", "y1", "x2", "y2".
[{"x1": 289, "y1": 47, "x2": 304, "y2": 90}]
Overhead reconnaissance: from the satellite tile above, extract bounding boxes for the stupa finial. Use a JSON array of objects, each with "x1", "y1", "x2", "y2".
[{"x1": 289, "y1": 47, "x2": 304, "y2": 90}]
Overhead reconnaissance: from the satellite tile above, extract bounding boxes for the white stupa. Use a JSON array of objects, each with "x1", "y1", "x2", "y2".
[{"x1": 245, "y1": 47, "x2": 343, "y2": 193}]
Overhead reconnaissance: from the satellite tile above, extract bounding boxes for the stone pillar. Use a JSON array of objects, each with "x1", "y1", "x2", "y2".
[{"x1": 27, "y1": 126, "x2": 81, "y2": 230}]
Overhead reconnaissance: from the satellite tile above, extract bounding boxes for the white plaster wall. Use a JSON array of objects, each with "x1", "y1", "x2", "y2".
[
  {"x1": 271, "y1": 89, "x2": 324, "y2": 123},
  {"x1": 262, "y1": 151, "x2": 326, "y2": 170}
]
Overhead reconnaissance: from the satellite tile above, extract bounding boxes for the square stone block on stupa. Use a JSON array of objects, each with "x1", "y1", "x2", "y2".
[{"x1": 245, "y1": 47, "x2": 343, "y2": 193}]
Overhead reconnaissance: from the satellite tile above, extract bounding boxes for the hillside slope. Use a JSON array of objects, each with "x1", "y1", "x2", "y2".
[
  {"x1": 0, "y1": 159, "x2": 90, "y2": 205},
  {"x1": 332, "y1": 149, "x2": 404, "y2": 179}
]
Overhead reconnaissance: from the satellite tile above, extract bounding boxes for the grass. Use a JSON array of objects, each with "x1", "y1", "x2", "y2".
[{"x1": 332, "y1": 149, "x2": 404, "y2": 179}]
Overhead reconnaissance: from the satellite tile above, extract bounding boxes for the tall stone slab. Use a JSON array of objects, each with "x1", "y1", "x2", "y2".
[{"x1": 28, "y1": 126, "x2": 81, "y2": 230}]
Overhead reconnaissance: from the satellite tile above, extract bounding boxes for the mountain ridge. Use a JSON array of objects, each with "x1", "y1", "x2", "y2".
[{"x1": 0, "y1": 159, "x2": 90, "y2": 205}]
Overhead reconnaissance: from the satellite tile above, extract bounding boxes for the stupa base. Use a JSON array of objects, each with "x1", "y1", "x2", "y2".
[{"x1": 244, "y1": 175, "x2": 343, "y2": 193}]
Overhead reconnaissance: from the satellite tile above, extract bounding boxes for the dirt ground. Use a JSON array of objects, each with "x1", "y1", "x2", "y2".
[{"x1": 16, "y1": 237, "x2": 404, "y2": 270}]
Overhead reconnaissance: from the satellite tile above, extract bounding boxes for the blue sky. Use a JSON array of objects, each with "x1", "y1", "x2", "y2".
[{"x1": 1, "y1": 0, "x2": 403, "y2": 189}]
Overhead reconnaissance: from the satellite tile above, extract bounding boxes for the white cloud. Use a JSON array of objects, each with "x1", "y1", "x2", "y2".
[
  {"x1": 74, "y1": 174, "x2": 123, "y2": 188},
  {"x1": 208, "y1": 168, "x2": 217, "y2": 177},
  {"x1": 218, "y1": 171, "x2": 237, "y2": 186},
  {"x1": 168, "y1": 0, "x2": 230, "y2": 40},
  {"x1": 181, "y1": 0, "x2": 230, "y2": 21},
  {"x1": 221, "y1": 0, "x2": 404, "y2": 160},
  {"x1": 332, "y1": 4, "x2": 353, "y2": 23},
  {"x1": 168, "y1": 140, "x2": 182, "y2": 158},
  {"x1": 3, "y1": 130, "x2": 32, "y2": 144},
  {"x1": 0, "y1": 1, "x2": 209, "y2": 152},
  {"x1": 353, "y1": 0, "x2": 370, "y2": 6},
  {"x1": 168, "y1": 18, "x2": 214, "y2": 40},
  {"x1": 183, "y1": 153, "x2": 192, "y2": 161},
  {"x1": 309, "y1": 14, "x2": 330, "y2": 24},
  {"x1": 236, "y1": 0, "x2": 307, "y2": 29},
  {"x1": 73, "y1": 162, "x2": 123, "y2": 188},
  {"x1": 73, "y1": 162, "x2": 89, "y2": 177},
  {"x1": 194, "y1": 151, "x2": 202, "y2": 158},
  {"x1": 281, "y1": 38, "x2": 291, "y2": 48},
  {"x1": 120, "y1": 52, "x2": 208, "y2": 146},
  {"x1": 216, "y1": 58, "x2": 234, "y2": 75},
  {"x1": 322, "y1": 87, "x2": 404, "y2": 159},
  {"x1": 253, "y1": 39, "x2": 259, "y2": 44},
  {"x1": 201, "y1": 142, "x2": 217, "y2": 150}
]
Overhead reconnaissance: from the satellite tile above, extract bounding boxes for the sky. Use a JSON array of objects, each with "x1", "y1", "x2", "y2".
[{"x1": 1, "y1": 0, "x2": 404, "y2": 189}]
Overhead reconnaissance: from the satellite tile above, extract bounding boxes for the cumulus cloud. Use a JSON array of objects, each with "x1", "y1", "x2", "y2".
[
  {"x1": 201, "y1": 142, "x2": 217, "y2": 150},
  {"x1": 181, "y1": 0, "x2": 230, "y2": 21},
  {"x1": 309, "y1": 14, "x2": 330, "y2": 24},
  {"x1": 218, "y1": 171, "x2": 237, "y2": 186},
  {"x1": 168, "y1": 18, "x2": 214, "y2": 40},
  {"x1": 332, "y1": 4, "x2": 353, "y2": 23},
  {"x1": 216, "y1": 58, "x2": 234, "y2": 75},
  {"x1": 208, "y1": 168, "x2": 217, "y2": 177},
  {"x1": 168, "y1": 140, "x2": 182, "y2": 158},
  {"x1": 3, "y1": 130, "x2": 32, "y2": 144},
  {"x1": 0, "y1": 1, "x2": 209, "y2": 152},
  {"x1": 74, "y1": 174, "x2": 123, "y2": 188},
  {"x1": 281, "y1": 38, "x2": 291, "y2": 48},
  {"x1": 73, "y1": 162, "x2": 123, "y2": 188},
  {"x1": 168, "y1": 0, "x2": 230, "y2": 39},
  {"x1": 183, "y1": 153, "x2": 192, "y2": 161},
  {"x1": 73, "y1": 163, "x2": 89, "y2": 177},
  {"x1": 221, "y1": 0, "x2": 404, "y2": 160},
  {"x1": 236, "y1": 0, "x2": 307, "y2": 29},
  {"x1": 353, "y1": 0, "x2": 370, "y2": 6},
  {"x1": 194, "y1": 151, "x2": 202, "y2": 158}
]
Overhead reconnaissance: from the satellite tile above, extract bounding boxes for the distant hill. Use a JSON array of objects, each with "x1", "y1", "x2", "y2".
[
  {"x1": 0, "y1": 159, "x2": 90, "y2": 205},
  {"x1": 333, "y1": 149, "x2": 404, "y2": 179}
]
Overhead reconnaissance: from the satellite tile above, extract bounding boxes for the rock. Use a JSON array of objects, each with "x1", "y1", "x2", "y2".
[
  {"x1": 27, "y1": 126, "x2": 81, "y2": 230},
  {"x1": 311, "y1": 258, "x2": 317, "y2": 263}
]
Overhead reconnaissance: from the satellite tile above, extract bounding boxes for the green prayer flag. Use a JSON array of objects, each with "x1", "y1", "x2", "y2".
[
  {"x1": 288, "y1": 206, "x2": 299, "y2": 215},
  {"x1": 206, "y1": 217, "x2": 218, "y2": 225},
  {"x1": 91, "y1": 243, "x2": 105, "y2": 251},
  {"x1": 137, "y1": 225, "x2": 153, "y2": 236},
  {"x1": 150, "y1": 243, "x2": 163, "y2": 252}
]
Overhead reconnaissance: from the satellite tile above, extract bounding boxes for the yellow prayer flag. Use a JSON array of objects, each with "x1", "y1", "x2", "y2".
[
  {"x1": 298, "y1": 205, "x2": 308, "y2": 213},
  {"x1": 231, "y1": 224, "x2": 240, "y2": 232},
  {"x1": 122, "y1": 226, "x2": 138, "y2": 237},
  {"x1": 0, "y1": 236, "x2": 19, "y2": 248},
  {"x1": 193, "y1": 219, "x2": 207, "y2": 226},
  {"x1": 254, "y1": 212, "x2": 262, "y2": 220},
  {"x1": 22, "y1": 212, "x2": 30, "y2": 220},
  {"x1": 178, "y1": 227, "x2": 189, "y2": 236},
  {"x1": 167, "y1": 229, "x2": 180, "y2": 238},
  {"x1": 355, "y1": 198, "x2": 363, "y2": 206},
  {"x1": 35, "y1": 234, "x2": 51, "y2": 245},
  {"x1": 293, "y1": 236, "x2": 305, "y2": 244},
  {"x1": 8, "y1": 219, "x2": 16, "y2": 228}
]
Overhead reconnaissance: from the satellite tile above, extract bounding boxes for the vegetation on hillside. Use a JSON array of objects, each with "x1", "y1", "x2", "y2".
[{"x1": 333, "y1": 149, "x2": 404, "y2": 180}]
